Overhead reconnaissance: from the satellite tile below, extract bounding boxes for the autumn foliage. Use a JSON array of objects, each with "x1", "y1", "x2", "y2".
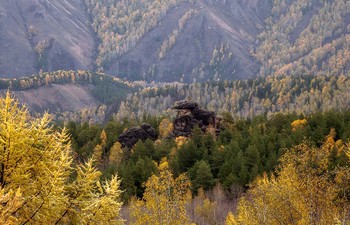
[
  {"x1": 0, "y1": 93, "x2": 123, "y2": 224},
  {"x1": 234, "y1": 138, "x2": 350, "y2": 224}
]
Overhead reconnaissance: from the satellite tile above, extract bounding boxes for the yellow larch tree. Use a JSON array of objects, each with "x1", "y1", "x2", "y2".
[
  {"x1": 0, "y1": 92, "x2": 124, "y2": 224},
  {"x1": 92, "y1": 129, "x2": 108, "y2": 164},
  {"x1": 159, "y1": 118, "x2": 173, "y2": 138},
  {"x1": 291, "y1": 118, "x2": 307, "y2": 131},
  {"x1": 225, "y1": 211, "x2": 238, "y2": 225},
  {"x1": 235, "y1": 141, "x2": 350, "y2": 225},
  {"x1": 130, "y1": 158, "x2": 192, "y2": 225},
  {"x1": 109, "y1": 141, "x2": 123, "y2": 165}
]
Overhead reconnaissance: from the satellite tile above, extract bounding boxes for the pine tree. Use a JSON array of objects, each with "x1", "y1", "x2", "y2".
[{"x1": 189, "y1": 160, "x2": 215, "y2": 192}]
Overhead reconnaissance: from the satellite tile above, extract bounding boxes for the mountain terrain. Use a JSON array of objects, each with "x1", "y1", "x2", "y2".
[
  {"x1": 102, "y1": 0, "x2": 271, "y2": 82},
  {"x1": 0, "y1": 0, "x2": 349, "y2": 119},
  {"x1": 0, "y1": 0, "x2": 95, "y2": 77},
  {"x1": 1, "y1": 0, "x2": 350, "y2": 83}
]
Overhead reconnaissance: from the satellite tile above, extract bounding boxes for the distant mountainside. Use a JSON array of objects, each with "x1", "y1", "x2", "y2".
[
  {"x1": 94, "y1": 0, "x2": 271, "y2": 82},
  {"x1": 0, "y1": 0, "x2": 95, "y2": 77},
  {"x1": 0, "y1": 0, "x2": 349, "y2": 83},
  {"x1": 254, "y1": 0, "x2": 350, "y2": 77}
]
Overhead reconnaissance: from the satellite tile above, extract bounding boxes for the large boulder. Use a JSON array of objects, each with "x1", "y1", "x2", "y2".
[
  {"x1": 171, "y1": 101, "x2": 221, "y2": 137},
  {"x1": 117, "y1": 123, "x2": 157, "y2": 149}
]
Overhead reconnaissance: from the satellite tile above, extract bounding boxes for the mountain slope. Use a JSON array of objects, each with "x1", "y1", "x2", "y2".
[
  {"x1": 91, "y1": 0, "x2": 271, "y2": 82},
  {"x1": 0, "y1": 0, "x2": 350, "y2": 83},
  {"x1": 0, "y1": 0, "x2": 95, "y2": 77},
  {"x1": 0, "y1": 70, "x2": 136, "y2": 123},
  {"x1": 254, "y1": 0, "x2": 350, "y2": 77}
]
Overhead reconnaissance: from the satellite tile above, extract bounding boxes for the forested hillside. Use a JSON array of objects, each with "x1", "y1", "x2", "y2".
[
  {"x1": 1, "y1": 0, "x2": 350, "y2": 224},
  {"x1": 1, "y1": 70, "x2": 349, "y2": 125},
  {"x1": 255, "y1": 0, "x2": 350, "y2": 77},
  {"x1": 1, "y1": 0, "x2": 350, "y2": 82},
  {"x1": 0, "y1": 91, "x2": 349, "y2": 224},
  {"x1": 115, "y1": 74, "x2": 350, "y2": 120},
  {"x1": 65, "y1": 104, "x2": 350, "y2": 224},
  {"x1": 0, "y1": 70, "x2": 136, "y2": 123},
  {"x1": 84, "y1": 0, "x2": 269, "y2": 82}
]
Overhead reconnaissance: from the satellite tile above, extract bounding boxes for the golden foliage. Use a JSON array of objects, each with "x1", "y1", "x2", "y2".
[
  {"x1": 130, "y1": 158, "x2": 192, "y2": 225},
  {"x1": 109, "y1": 141, "x2": 123, "y2": 165},
  {"x1": 159, "y1": 118, "x2": 174, "y2": 138},
  {"x1": 0, "y1": 92, "x2": 124, "y2": 224},
  {"x1": 235, "y1": 142, "x2": 350, "y2": 225},
  {"x1": 291, "y1": 119, "x2": 307, "y2": 131},
  {"x1": 225, "y1": 211, "x2": 238, "y2": 225},
  {"x1": 175, "y1": 136, "x2": 188, "y2": 147}
]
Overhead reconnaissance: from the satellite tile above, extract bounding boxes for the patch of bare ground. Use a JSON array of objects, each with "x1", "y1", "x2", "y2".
[{"x1": 12, "y1": 84, "x2": 100, "y2": 112}]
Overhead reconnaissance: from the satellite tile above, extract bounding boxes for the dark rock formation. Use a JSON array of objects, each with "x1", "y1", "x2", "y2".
[
  {"x1": 117, "y1": 123, "x2": 158, "y2": 149},
  {"x1": 171, "y1": 101, "x2": 222, "y2": 137},
  {"x1": 173, "y1": 101, "x2": 199, "y2": 110}
]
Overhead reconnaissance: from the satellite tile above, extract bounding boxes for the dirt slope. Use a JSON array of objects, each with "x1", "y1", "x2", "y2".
[
  {"x1": 11, "y1": 84, "x2": 100, "y2": 112},
  {"x1": 0, "y1": 0, "x2": 95, "y2": 78}
]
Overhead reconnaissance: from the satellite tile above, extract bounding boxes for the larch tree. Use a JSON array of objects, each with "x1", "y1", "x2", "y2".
[
  {"x1": 130, "y1": 158, "x2": 192, "y2": 225},
  {"x1": 235, "y1": 139, "x2": 350, "y2": 225},
  {"x1": 109, "y1": 141, "x2": 123, "y2": 166},
  {"x1": 225, "y1": 211, "x2": 238, "y2": 225},
  {"x1": 0, "y1": 92, "x2": 124, "y2": 224},
  {"x1": 159, "y1": 118, "x2": 173, "y2": 139}
]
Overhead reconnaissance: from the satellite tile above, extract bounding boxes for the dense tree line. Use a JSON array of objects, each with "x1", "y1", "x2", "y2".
[
  {"x1": 115, "y1": 74, "x2": 350, "y2": 120},
  {"x1": 0, "y1": 70, "x2": 135, "y2": 103},
  {"x1": 63, "y1": 107, "x2": 350, "y2": 224}
]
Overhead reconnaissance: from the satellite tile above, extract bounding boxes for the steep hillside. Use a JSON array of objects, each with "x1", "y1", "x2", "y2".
[
  {"x1": 254, "y1": 0, "x2": 350, "y2": 77},
  {"x1": 0, "y1": 0, "x2": 95, "y2": 77},
  {"x1": 1, "y1": 0, "x2": 349, "y2": 83},
  {"x1": 86, "y1": 0, "x2": 271, "y2": 82}
]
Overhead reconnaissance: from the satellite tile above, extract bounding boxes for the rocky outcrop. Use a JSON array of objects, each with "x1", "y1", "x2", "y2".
[
  {"x1": 116, "y1": 101, "x2": 222, "y2": 149},
  {"x1": 171, "y1": 101, "x2": 222, "y2": 137},
  {"x1": 117, "y1": 123, "x2": 158, "y2": 149}
]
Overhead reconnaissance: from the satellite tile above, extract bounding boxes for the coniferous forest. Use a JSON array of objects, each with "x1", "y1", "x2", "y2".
[{"x1": 1, "y1": 90, "x2": 350, "y2": 224}]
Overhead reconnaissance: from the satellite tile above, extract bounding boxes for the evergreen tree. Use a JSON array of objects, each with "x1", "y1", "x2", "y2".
[{"x1": 189, "y1": 160, "x2": 215, "y2": 192}]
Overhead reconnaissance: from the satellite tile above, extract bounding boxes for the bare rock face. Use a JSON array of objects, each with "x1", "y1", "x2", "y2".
[
  {"x1": 171, "y1": 101, "x2": 222, "y2": 137},
  {"x1": 117, "y1": 123, "x2": 158, "y2": 149}
]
